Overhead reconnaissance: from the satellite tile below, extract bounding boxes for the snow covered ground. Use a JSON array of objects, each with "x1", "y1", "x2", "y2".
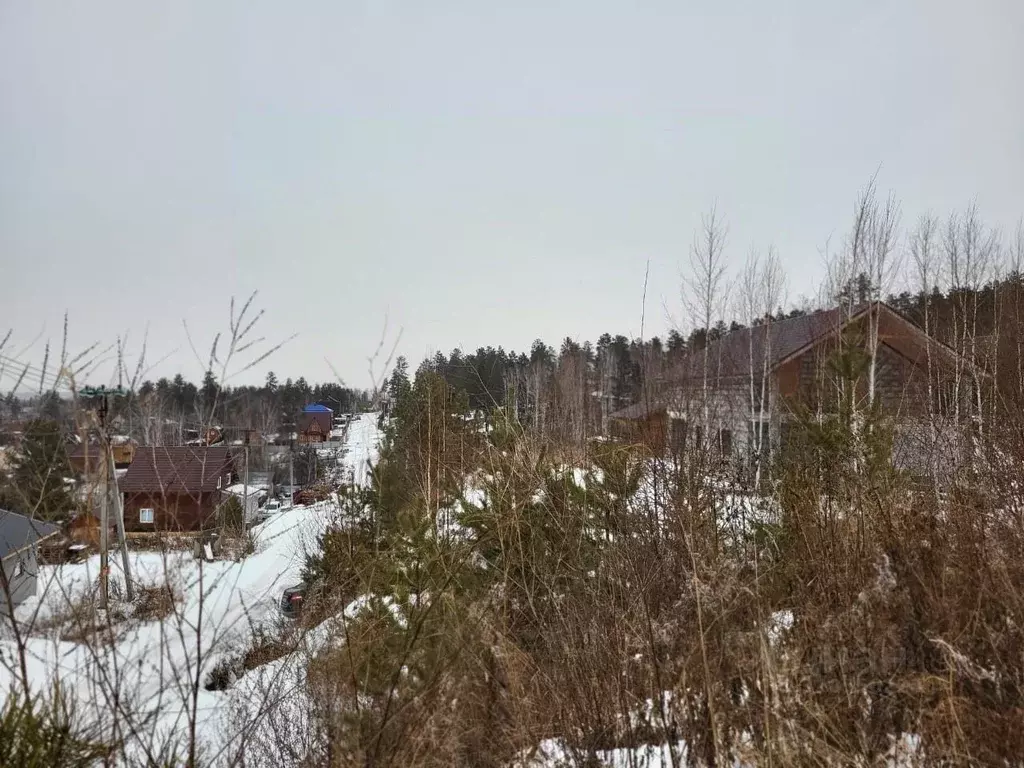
[
  {"x1": 342, "y1": 409, "x2": 380, "y2": 487},
  {"x1": 0, "y1": 413, "x2": 382, "y2": 765}
]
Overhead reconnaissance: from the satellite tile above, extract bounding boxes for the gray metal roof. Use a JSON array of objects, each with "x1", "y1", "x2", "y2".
[
  {"x1": 610, "y1": 305, "x2": 860, "y2": 421},
  {"x1": 0, "y1": 509, "x2": 61, "y2": 561}
]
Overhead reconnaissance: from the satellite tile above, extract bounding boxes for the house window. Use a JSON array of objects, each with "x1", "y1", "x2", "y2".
[{"x1": 139, "y1": 508, "x2": 155, "y2": 524}]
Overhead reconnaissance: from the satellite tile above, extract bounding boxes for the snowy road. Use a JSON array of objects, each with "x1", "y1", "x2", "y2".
[{"x1": 0, "y1": 412, "x2": 382, "y2": 764}]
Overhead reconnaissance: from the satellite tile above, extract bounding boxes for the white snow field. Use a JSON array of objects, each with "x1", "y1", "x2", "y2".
[{"x1": 0, "y1": 413, "x2": 382, "y2": 765}]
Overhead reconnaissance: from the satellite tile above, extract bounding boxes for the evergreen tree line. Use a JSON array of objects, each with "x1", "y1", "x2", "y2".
[
  {"x1": 0, "y1": 372, "x2": 371, "y2": 446},
  {"x1": 385, "y1": 268, "x2": 1024, "y2": 446}
]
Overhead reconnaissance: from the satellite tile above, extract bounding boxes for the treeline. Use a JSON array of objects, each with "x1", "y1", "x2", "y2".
[
  {"x1": 129, "y1": 371, "x2": 370, "y2": 443},
  {"x1": 388, "y1": 270, "x2": 1024, "y2": 446},
  {"x1": 0, "y1": 372, "x2": 372, "y2": 446}
]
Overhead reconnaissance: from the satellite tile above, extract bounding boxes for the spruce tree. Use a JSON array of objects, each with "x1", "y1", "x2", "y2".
[{"x1": 2, "y1": 419, "x2": 74, "y2": 521}]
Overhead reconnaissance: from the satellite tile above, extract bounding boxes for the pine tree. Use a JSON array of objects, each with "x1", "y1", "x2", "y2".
[
  {"x1": 388, "y1": 356, "x2": 411, "y2": 407},
  {"x1": 1, "y1": 420, "x2": 74, "y2": 521}
]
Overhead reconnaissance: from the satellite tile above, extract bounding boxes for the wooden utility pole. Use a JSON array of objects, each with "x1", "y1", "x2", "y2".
[
  {"x1": 81, "y1": 386, "x2": 133, "y2": 606},
  {"x1": 99, "y1": 442, "x2": 109, "y2": 608},
  {"x1": 242, "y1": 429, "x2": 250, "y2": 524},
  {"x1": 108, "y1": 438, "x2": 134, "y2": 600},
  {"x1": 289, "y1": 437, "x2": 295, "y2": 502}
]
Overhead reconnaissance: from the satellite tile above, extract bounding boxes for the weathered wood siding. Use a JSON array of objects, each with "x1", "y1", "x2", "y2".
[{"x1": 123, "y1": 491, "x2": 221, "y2": 532}]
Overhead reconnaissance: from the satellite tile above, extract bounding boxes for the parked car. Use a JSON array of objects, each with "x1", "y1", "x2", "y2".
[
  {"x1": 280, "y1": 583, "x2": 307, "y2": 618},
  {"x1": 264, "y1": 499, "x2": 282, "y2": 513}
]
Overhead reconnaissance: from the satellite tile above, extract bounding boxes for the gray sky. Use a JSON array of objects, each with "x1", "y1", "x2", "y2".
[{"x1": 2, "y1": 1, "x2": 1022, "y2": 390}]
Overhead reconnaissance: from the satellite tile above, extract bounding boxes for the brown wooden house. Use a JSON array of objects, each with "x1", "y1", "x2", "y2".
[
  {"x1": 609, "y1": 302, "x2": 970, "y2": 475},
  {"x1": 119, "y1": 446, "x2": 236, "y2": 532},
  {"x1": 297, "y1": 406, "x2": 332, "y2": 444},
  {"x1": 68, "y1": 437, "x2": 136, "y2": 474}
]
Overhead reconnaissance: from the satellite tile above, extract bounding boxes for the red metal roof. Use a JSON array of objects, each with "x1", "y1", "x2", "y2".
[{"x1": 119, "y1": 446, "x2": 234, "y2": 494}]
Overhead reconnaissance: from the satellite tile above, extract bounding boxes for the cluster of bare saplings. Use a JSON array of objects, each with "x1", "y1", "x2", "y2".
[{"x1": 4, "y1": 187, "x2": 1024, "y2": 767}]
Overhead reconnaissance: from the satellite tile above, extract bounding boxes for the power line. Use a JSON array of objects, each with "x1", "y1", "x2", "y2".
[{"x1": 0, "y1": 353, "x2": 70, "y2": 392}]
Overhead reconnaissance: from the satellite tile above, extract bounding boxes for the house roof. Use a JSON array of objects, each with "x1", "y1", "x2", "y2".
[
  {"x1": 0, "y1": 509, "x2": 61, "y2": 561},
  {"x1": 610, "y1": 302, "x2": 957, "y2": 421},
  {"x1": 119, "y1": 446, "x2": 234, "y2": 495},
  {"x1": 302, "y1": 404, "x2": 332, "y2": 413},
  {"x1": 673, "y1": 306, "x2": 852, "y2": 382},
  {"x1": 298, "y1": 412, "x2": 332, "y2": 435}
]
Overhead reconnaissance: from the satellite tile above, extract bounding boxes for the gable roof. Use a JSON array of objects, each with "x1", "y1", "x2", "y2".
[
  {"x1": 673, "y1": 306, "x2": 854, "y2": 381},
  {"x1": 0, "y1": 509, "x2": 61, "y2": 561},
  {"x1": 119, "y1": 446, "x2": 234, "y2": 495},
  {"x1": 611, "y1": 302, "x2": 958, "y2": 421},
  {"x1": 298, "y1": 412, "x2": 332, "y2": 436}
]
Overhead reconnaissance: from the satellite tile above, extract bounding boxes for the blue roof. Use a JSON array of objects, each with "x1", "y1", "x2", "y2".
[{"x1": 302, "y1": 404, "x2": 333, "y2": 413}]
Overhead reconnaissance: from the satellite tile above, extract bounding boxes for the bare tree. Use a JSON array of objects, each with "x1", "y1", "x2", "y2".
[
  {"x1": 909, "y1": 214, "x2": 942, "y2": 481},
  {"x1": 944, "y1": 205, "x2": 999, "y2": 432},
  {"x1": 738, "y1": 246, "x2": 786, "y2": 485},
  {"x1": 684, "y1": 205, "x2": 730, "y2": 430}
]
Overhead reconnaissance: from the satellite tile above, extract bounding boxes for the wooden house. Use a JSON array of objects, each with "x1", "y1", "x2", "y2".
[
  {"x1": 119, "y1": 446, "x2": 236, "y2": 532},
  {"x1": 297, "y1": 404, "x2": 332, "y2": 444},
  {"x1": 609, "y1": 302, "x2": 970, "y2": 475}
]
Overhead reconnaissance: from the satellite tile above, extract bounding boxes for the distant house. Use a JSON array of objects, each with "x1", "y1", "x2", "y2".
[
  {"x1": 0, "y1": 509, "x2": 61, "y2": 610},
  {"x1": 68, "y1": 436, "x2": 136, "y2": 474},
  {"x1": 184, "y1": 427, "x2": 224, "y2": 447},
  {"x1": 609, "y1": 302, "x2": 970, "y2": 474},
  {"x1": 297, "y1": 404, "x2": 333, "y2": 444},
  {"x1": 119, "y1": 446, "x2": 237, "y2": 532}
]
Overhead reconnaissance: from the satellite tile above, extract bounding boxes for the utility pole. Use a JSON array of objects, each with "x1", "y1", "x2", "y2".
[
  {"x1": 242, "y1": 429, "x2": 250, "y2": 525},
  {"x1": 99, "y1": 439, "x2": 109, "y2": 608},
  {"x1": 289, "y1": 438, "x2": 295, "y2": 503},
  {"x1": 81, "y1": 386, "x2": 132, "y2": 606},
  {"x1": 108, "y1": 439, "x2": 134, "y2": 601}
]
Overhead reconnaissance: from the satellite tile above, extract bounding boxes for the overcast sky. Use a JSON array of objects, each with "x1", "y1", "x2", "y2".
[{"x1": 2, "y1": 1, "x2": 1022, "y2": 390}]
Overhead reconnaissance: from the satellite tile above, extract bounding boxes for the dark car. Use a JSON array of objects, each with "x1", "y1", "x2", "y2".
[{"x1": 280, "y1": 583, "x2": 307, "y2": 618}]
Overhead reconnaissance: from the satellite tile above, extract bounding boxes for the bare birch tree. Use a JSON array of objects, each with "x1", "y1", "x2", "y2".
[
  {"x1": 944, "y1": 205, "x2": 998, "y2": 432},
  {"x1": 684, "y1": 205, "x2": 730, "y2": 431},
  {"x1": 908, "y1": 214, "x2": 941, "y2": 480},
  {"x1": 737, "y1": 247, "x2": 785, "y2": 486},
  {"x1": 824, "y1": 179, "x2": 901, "y2": 414}
]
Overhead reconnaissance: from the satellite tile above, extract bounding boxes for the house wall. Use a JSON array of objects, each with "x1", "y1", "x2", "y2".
[
  {"x1": 781, "y1": 340, "x2": 929, "y2": 417},
  {"x1": 123, "y1": 491, "x2": 221, "y2": 532},
  {"x1": 612, "y1": 378, "x2": 767, "y2": 459},
  {"x1": 668, "y1": 377, "x2": 773, "y2": 460},
  {"x1": 673, "y1": 339, "x2": 934, "y2": 462},
  {"x1": 1, "y1": 548, "x2": 39, "y2": 611},
  {"x1": 609, "y1": 412, "x2": 668, "y2": 452}
]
